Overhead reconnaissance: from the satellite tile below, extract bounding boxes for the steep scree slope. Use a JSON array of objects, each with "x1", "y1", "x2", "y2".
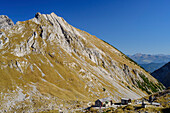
[{"x1": 0, "y1": 12, "x2": 164, "y2": 112}]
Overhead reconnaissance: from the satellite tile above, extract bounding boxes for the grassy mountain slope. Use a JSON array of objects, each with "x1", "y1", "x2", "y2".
[{"x1": 0, "y1": 13, "x2": 164, "y2": 112}]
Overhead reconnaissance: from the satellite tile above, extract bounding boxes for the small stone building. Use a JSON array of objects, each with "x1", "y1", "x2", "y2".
[
  {"x1": 95, "y1": 97, "x2": 112, "y2": 107},
  {"x1": 121, "y1": 98, "x2": 131, "y2": 105}
]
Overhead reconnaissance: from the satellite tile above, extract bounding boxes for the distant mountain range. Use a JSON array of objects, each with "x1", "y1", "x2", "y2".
[
  {"x1": 128, "y1": 53, "x2": 170, "y2": 72},
  {"x1": 128, "y1": 53, "x2": 170, "y2": 64},
  {"x1": 152, "y1": 62, "x2": 170, "y2": 87}
]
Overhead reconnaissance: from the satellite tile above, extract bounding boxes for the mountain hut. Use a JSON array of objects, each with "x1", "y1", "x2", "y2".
[{"x1": 95, "y1": 97, "x2": 112, "y2": 107}]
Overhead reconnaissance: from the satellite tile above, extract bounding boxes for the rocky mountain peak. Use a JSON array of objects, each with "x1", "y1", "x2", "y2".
[
  {"x1": 0, "y1": 15, "x2": 14, "y2": 30},
  {"x1": 35, "y1": 12, "x2": 41, "y2": 18},
  {"x1": 0, "y1": 13, "x2": 165, "y2": 112}
]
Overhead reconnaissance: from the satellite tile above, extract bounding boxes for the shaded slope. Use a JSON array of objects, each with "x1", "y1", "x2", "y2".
[
  {"x1": 140, "y1": 62, "x2": 166, "y2": 73},
  {"x1": 152, "y1": 62, "x2": 170, "y2": 87}
]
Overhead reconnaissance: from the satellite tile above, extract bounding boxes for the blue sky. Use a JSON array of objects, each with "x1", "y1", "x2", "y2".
[{"x1": 1, "y1": 0, "x2": 170, "y2": 55}]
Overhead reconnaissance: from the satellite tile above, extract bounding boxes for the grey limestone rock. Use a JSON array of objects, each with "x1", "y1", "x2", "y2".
[{"x1": 0, "y1": 15, "x2": 14, "y2": 30}]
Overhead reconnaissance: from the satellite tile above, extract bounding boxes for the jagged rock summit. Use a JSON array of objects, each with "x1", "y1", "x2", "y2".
[
  {"x1": 0, "y1": 15, "x2": 14, "y2": 30},
  {"x1": 0, "y1": 13, "x2": 165, "y2": 112}
]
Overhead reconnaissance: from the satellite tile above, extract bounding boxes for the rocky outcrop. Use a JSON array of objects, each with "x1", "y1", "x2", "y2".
[
  {"x1": 0, "y1": 15, "x2": 14, "y2": 30},
  {"x1": 0, "y1": 13, "x2": 164, "y2": 112}
]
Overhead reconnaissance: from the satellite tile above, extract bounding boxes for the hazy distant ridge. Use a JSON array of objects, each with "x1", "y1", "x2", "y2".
[
  {"x1": 128, "y1": 53, "x2": 170, "y2": 64},
  {"x1": 128, "y1": 53, "x2": 170, "y2": 72}
]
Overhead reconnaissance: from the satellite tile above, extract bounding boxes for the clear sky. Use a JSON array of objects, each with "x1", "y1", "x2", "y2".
[{"x1": 1, "y1": 0, "x2": 170, "y2": 55}]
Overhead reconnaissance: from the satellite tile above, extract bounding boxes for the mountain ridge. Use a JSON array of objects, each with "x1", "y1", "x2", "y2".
[
  {"x1": 140, "y1": 62, "x2": 166, "y2": 73},
  {"x1": 0, "y1": 12, "x2": 164, "y2": 112},
  {"x1": 128, "y1": 53, "x2": 170, "y2": 64},
  {"x1": 0, "y1": 15, "x2": 14, "y2": 30}
]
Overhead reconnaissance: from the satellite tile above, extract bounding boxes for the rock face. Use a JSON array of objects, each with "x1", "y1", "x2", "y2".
[
  {"x1": 0, "y1": 13, "x2": 165, "y2": 112},
  {"x1": 152, "y1": 62, "x2": 170, "y2": 87},
  {"x1": 0, "y1": 15, "x2": 14, "y2": 30}
]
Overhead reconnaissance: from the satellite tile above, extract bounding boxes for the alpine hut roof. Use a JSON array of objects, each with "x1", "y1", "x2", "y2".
[{"x1": 99, "y1": 97, "x2": 112, "y2": 102}]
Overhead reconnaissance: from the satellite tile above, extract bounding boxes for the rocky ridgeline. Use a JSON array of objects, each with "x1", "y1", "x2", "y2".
[
  {"x1": 0, "y1": 13, "x2": 165, "y2": 112},
  {"x1": 0, "y1": 15, "x2": 14, "y2": 30}
]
